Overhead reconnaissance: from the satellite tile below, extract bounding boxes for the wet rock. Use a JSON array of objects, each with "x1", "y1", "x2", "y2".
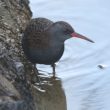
[
  {"x1": 0, "y1": 74, "x2": 20, "y2": 100},
  {"x1": 14, "y1": 62, "x2": 24, "y2": 76},
  {"x1": 0, "y1": 0, "x2": 35, "y2": 110},
  {"x1": 0, "y1": 101, "x2": 29, "y2": 110}
]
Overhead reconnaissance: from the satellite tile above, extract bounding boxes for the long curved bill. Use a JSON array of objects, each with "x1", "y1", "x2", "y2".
[{"x1": 71, "y1": 32, "x2": 94, "y2": 43}]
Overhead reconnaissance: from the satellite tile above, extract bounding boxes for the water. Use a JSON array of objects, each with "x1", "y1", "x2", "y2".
[{"x1": 30, "y1": 0, "x2": 110, "y2": 110}]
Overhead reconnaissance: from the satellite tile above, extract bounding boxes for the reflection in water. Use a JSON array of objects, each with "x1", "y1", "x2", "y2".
[{"x1": 32, "y1": 74, "x2": 67, "y2": 110}]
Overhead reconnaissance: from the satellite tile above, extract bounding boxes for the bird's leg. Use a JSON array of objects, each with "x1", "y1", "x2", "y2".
[
  {"x1": 51, "y1": 64, "x2": 56, "y2": 78},
  {"x1": 33, "y1": 64, "x2": 41, "y2": 85}
]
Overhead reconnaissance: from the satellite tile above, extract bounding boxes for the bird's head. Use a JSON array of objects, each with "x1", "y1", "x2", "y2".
[{"x1": 49, "y1": 21, "x2": 94, "y2": 43}]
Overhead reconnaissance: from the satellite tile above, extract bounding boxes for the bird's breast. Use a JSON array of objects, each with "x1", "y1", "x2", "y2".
[{"x1": 26, "y1": 44, "x2": 64, "y2": 64}]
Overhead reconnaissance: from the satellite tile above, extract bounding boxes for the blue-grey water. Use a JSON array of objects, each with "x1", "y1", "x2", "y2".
[{"x1": 30, "y1": 0, "x2": 110, "y2": 110}]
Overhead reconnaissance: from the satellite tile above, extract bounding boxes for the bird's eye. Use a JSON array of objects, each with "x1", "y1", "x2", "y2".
[{"x1": 64, "y1": 29, "x2": 70, "y2": 34}]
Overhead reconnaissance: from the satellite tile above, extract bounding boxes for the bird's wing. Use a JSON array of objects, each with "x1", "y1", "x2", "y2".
[{"x1": 23, "y1": 18, "x2": 53, "y2": 49}]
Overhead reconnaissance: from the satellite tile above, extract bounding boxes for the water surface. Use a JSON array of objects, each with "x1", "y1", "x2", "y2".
[{"x1": 30, "y1": 0, "x2": 110, "y2": 110}]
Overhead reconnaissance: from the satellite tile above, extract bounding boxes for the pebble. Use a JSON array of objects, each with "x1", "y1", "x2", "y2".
[{"x1": 98, "y1": 64, "x2": 108, "y2": 69}]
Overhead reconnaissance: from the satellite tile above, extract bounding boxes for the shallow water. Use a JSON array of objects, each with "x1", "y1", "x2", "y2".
[{"x1": 30, "y1": 0, "x2": 110, "y2": 110}]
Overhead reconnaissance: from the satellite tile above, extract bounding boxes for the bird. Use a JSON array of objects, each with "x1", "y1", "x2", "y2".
[{"x1": 22, "y1": 17, "x2": 94, "y2": 78}]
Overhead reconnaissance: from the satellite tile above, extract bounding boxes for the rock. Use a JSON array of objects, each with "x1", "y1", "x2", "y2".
[
  {"x1": 0, "y1": 0, "x2": 35, "y2": 110},
  {"x1": 0, "y1": 101, "x2": 29, "y2": 110},
  {"x1": 14, "y1": 62, "x2": 24, "y2": 76},
  {"x1": 0, "y1": 74, "x2": 21, "y2": 98}
]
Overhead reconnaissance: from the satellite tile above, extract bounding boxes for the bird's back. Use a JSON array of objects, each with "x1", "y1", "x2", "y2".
[{"x1": 23, "y1": 18, "x2": 53, "y2": 48}]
